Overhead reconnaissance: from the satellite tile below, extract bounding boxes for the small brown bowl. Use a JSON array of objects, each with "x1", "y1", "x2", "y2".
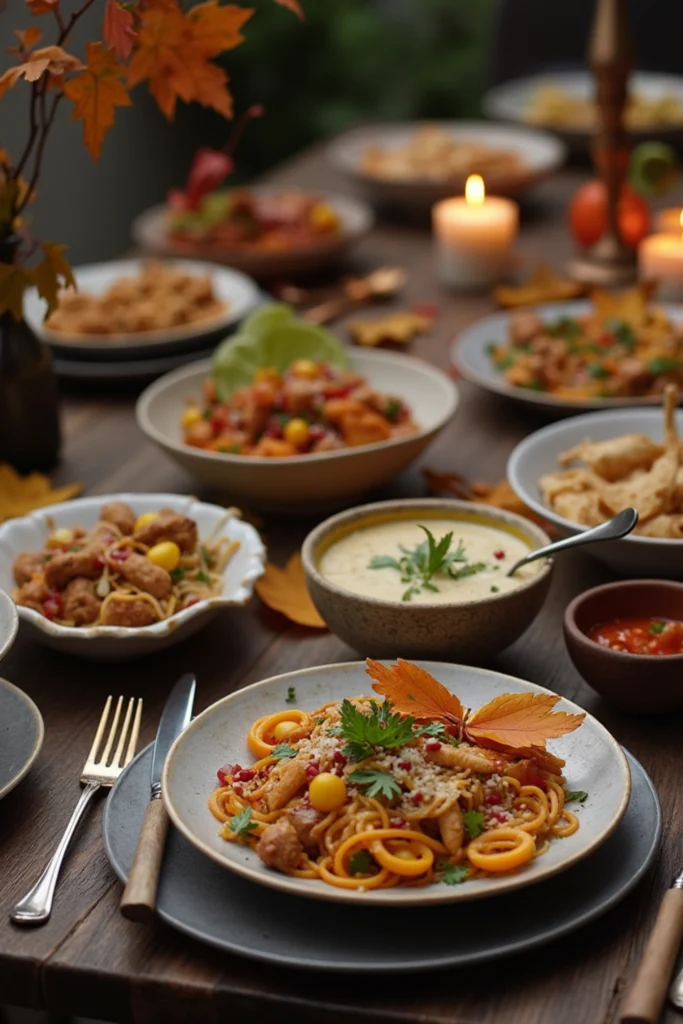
[{"x1": 564, "y1": 580, "x2": 683, "y2": 713}]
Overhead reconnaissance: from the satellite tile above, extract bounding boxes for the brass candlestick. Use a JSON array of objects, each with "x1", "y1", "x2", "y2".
[{"x1": 568, "y1": 0, "x2": 638, "y2": 286}]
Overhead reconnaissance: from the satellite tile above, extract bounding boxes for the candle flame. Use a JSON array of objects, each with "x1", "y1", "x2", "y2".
[
  {"x1": 465, "y1": 174, "x2": 485, "y2": 207},
  {"x1": 679, "y1": 208, "x2": 683, "y2": 238}
]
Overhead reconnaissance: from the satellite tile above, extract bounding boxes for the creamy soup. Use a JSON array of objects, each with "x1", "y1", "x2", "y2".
[{"x1": 318, "y1": 518, "x2": 540, "y2": 604}]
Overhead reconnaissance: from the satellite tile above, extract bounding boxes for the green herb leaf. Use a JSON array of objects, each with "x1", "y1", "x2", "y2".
[
  {"x1": 448, "y1": 561, "x2": 487, "y2": 581},
  {"x1": 200, "y1": 545, "x2": 211, "y2": 565},
  {"x1": 462, "y1": 809, "x2": 486, "y2": 839},
  {"x1": 271, "y1": 744, "x2": 297, "y2": 759},
  {"x1": 647, "y1": 356, "x2": 680, "y2": 377},
  {"x1": 565, "y1": 790, "x2": 588, "y2": 803},
  {"x1": 314, "y1": 717, "x2": 325, "y2": 727},
  {"x1": 438, "y1": 860, "x2": 469, "y2": 885},
  {"x1": 385, "y1": 397, "x2": 402, "y2": 422},
  {"x1": 286, "y1": 686, "x2": 297, "y2": 704},
  {"x1": 196, "y1": 570, "x2": 210, "y2": 584},
  {"x1": 649, "y1": 621, "x2": 666, "y2": 635},
  {"x1": 349, "y1": 851, "x2": 374, "y2": 876},
  {"x1": 171, "y1": 567, "x2": 186, "y2": 582},
  {"x1": 368, "y1": 555, "x2": 402, "y2": 571},
  {"x1": 339, "y1": 698, "x2": 418, "y2": 762},
  {"x1": 490, "y1": 585, "x2": 499, "y2": 593},
  {"x1": 588, "y1": 362, "x2": 610, "y2": 380},
  {"x1": 604, "y1": 318, "x2": 636, "y2": 350},
  {"x1": 547, "y1": 316, "x2": 582, "y2": 342},
  {"x1": 347, "y1": 769, "x2": 402, "y2": 802},
  {"x1": 228, "y1": 806, "x2": 258, "y2": 838},
  {"x1": 418, "y1": 721, "x2": 447, "y2": 738}
]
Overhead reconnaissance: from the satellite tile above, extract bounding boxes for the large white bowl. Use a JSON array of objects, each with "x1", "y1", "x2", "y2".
[
  {"x1": 136, "y1": 351, "x2": 459, "y2": 511},
  {"x1": 327, "y1": 120, "x2": 566, "y2": 209},
  {"x1": 162, "y1": 660, "x2": 630, "y2": 906},
  {"x1": 0, "y1": 493, "x2": 265, "y2": 660},
  {"x1": 507, "y1": 408, "x2": 683, "y2": 577}
]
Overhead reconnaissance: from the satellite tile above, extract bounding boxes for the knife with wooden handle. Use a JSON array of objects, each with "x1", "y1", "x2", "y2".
[
  {"x1": 120, "y1": 673, "x2": 196, "y2": 923},
  {"x1": 620, "y1": 872, "x2": 683, "y2": 1023}
]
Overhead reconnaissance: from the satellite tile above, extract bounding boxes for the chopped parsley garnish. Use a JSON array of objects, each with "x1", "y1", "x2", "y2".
[
  {"x1": 438, "y1": 860, "x2": 469, "y2": 885},
  {"x1": 522, "y1": 380, "x2": 545, "y2": 391},
  {"x1": 349, "y1": 851, "x2": 374, "y2": 876},
  {"x1": 200, "y1": 545, "x2": 211, "y2": 566},
  {"x1": 271, "y1": 744, "x2": 297, "y2": 759},
  {"x1": 285, "y1": 686, "x2": 297, "y2": 704},
  {"x1": 369, "y1": 525, "x2": 487, "y2": 602},
  {"x1": 494, "y1": 354, "x2": 515, "y2": 371},
  {"x1": 196, "y1": 570, "x2": 210, "y2": 584},
  {"x1": 340, "y1": 699, "x2": 418, "y2": 761},
  {"x1": 547, "y1": 317, "x2": 582, "y2": 342},
  {"x1": 347, "y1": 769, "x2": 402, "y2": 802},
  {"x1": 217, "y1": 445, "x2": 240, "y2": 454},
  {"x1": 603, "y1": 318, "x2": 636, "y2": 350},
  {"x1": 385, "y1": 398, "x2": 403, "y2": 422},
  {"x1": 462, "y1": 809, "x2": 486, "y2": 839},
  {"x1": 228, "y1": 806, "x2": 258, "y2": 838},
  {"x1": 419, "y1": 721, "x2": 447, "y2": 738},
  {"x1": 647, "y1": 356, "x2": 680, "y2": 377},
  {"x1": 490, "y1": 585, "x2": 500, "y2": 593},
  {"x1": 588, "y1": 363, "x2": 610, "y2": 380},
  {"x1": 649, "y1": 621, "x2": 666, "y2": 635},
  {"x1": 565, "y1": 790, "x2": 588, "y2": 803},
  {"x1": 314, "y1": 717, "x2": 325, "y2": 726},
  {"x1": 171, "y1": 567, "x2": 186, "y2": 582}
]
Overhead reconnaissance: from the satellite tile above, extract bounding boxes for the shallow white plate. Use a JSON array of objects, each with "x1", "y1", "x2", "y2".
[
  {"x1": 24, "y1": 259, "x2": 260, "y2": 359},
  {"x1": 327, "y1": 120, "x2": 566, "y2": 209},
  {"x1": 163, "y1": 660, "x2": 631, "y2": 906},
  {"x1": 0, "y1": 678, "x2": 44, "y2": 801},
  {"x1": 453, "y1": 300, "x2": 683, "y2": 416},
  {"x1": 484, "y1": 71, "x2": 683, "y2": 148},
  {"x1": 132, "y1": 190, "x2": 374, "y2": 280},
  {"x1": 508, "y1": 407, "x2": 683, "y2": 576},
  {"x1": 0, "y1": 493, "x2": 265, "y2": 660},
  {"x1": 137, "y1": 350, "x2": 458, "y2": 511}
]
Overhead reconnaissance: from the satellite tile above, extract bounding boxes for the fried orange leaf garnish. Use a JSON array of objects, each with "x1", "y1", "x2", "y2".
[
  {"x1": 367, "y1": 658, "x2": 465, "y2": 724},
  {"x1": 467, "y1": 692, "x2": 585, "y2": 751},
  {"x1": 591, "y1": 283, "x2": 653, "y2": 330},
  {"x1": 255, "y1": 553, "x2": 326, "y2": 629},
  {"x1": 0, "y1": 465, "x2": 81, "y2": 523},
  {"x1": 493, "y1": 264, "x2": 585, "y2": 309},
  {"x1": 367, "y1": 658, "x2": 584, "y2": 756}
]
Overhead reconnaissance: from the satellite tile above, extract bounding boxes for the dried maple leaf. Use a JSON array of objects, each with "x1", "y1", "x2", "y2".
[
  {"x1": 9, "y1": 27, "x2": 43, "y2": 54},
  {"x1": 28, "y1": 242, "x2": 75, "y2": 315},
  {"x1": 0, "y1": 263, "x2": 30, "y2": 320},
  {"x1": 255, "y1": 552, "x2": 326, "y2": 629},
  {"x1": 466, "y1": 692, "x2": 584, "y2": 752},
  {"x1": 188, "y1": 2, "x2": 253, "y2": 53},
  {"x1": 103, "y1": 0, "x2": 137, "y2": 62},
  {"x1": 0, "y1": 45, "x2": 83, "y2": 98},
  {"x1": 493, "y1": 264, "x2": 585, "y2": 309},
  {"x1": 64, "y1": 43, "x2": 132, "y2": 160},
  {"x1": 0, "y1": 464, "x2": 81, "y2": 522},
  {"x1": 26, "y1": 0, "x2": 60, "y2": 15},
  {"x1": 274, "y1": 0, "x2": 303, "y2": 18},
  {"x1": 367, "y1": 658, "x2": 465, "y2": 724},
  {"x1": 349, "y1": 310, "x2": 434, "y2": 348}
]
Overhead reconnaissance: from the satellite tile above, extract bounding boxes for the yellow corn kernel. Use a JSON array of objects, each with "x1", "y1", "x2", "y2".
[
  {"x1": 134, "y1": 511, "x2": 159, "y2": 532},
  {"x1": 181, "y1": 405, "x2": 203, "y2": 429},
  {"x1": 47, "y1": 527, "x2": 74, "y2": 548},
  {"x1": 146, "y1": 541, "x2": 181, "y2": 572},
  {"x1": 290, "y1": 359, "x2": 319, "y2": 379},
  {"x1": 283, "y1": 417, "x2": 310, "y2": 447},
  {"x1": 254, "y1": 366, "x2": 281, "y2": 386}
]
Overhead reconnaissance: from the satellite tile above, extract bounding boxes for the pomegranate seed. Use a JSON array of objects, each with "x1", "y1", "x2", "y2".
[
  {"x1": 46, "y1": 590, "x2": 62, "y2": 604},
  {"x1": 96, "y1": 555, "x2": 106, "y2": 568},
  {"x1": 234, "y1": 769, "x2": 256, "y2": 782},
  {"x1": 43, "y1": 599, "x2": 61, "y2": 619},
  {"x1": 490, "y1": 810, "x2": 507, "y2": 823},
  {"x1": 232, "y1": 784, "x2": 243, "y2": 795},
  {"x1": 217, "y1": 763, "x2": 236, "y2": 785},
  {"x1": 333, "y1": 751, "x2": 347, "y2": 766},
  {"x1": 109, "y1": 548, "x2": 131, "y2": 562},
  {"x1": 390, "y1": 818, "x2": 408, "y2": 829},
  {"x1": 306, "y1": 763, "x2": 320, "y2": 778},
  {"x1": 425, "y1": 739, "x2": 441, "y2": 751},
  {"x1": 411, "y1": 792, "x2": 424, "y2": 805},
  {"x1": 398, "y1": 760, "x2": 412, "y2": 771},
  {"x1": 183, "y1": 596, "x2": 201, "y2": 608},
  {"x1": 485, "y1": 792, "x2": 502, "y2": 805},
  {"x1": 494, "y1": 549, "x2": 506, "y2": 560}
]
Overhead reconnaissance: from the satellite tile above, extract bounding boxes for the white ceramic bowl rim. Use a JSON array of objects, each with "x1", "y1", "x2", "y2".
[
  {"x1": 0, "y1": 590, "x2": 18, "y2": 661},
  {"x1": 301, "y1": 497, "x2": 553, "y2": 609},
  {"x1": 0, "y1": 493, "x2": 265, "y2": 642},
  {"x1": 136, "y1": 351, "x2": 459, "y2": 466},
  {"x1": 507, "y1": 409, "x2": 683, "y2": 547}
]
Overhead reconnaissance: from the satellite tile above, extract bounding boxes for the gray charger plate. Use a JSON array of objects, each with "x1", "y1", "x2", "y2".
[
  {"x1": 0, "y1": 678, "x2": 44, "y2": 801},
  {"x1": 103, "y1": 747, "x2": 660, "y2": 972}
]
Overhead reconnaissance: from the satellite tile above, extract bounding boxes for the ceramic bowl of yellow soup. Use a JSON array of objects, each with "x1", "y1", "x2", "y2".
[{"x1": 301, "y1": 498, "x2": 553, "y2": 661}]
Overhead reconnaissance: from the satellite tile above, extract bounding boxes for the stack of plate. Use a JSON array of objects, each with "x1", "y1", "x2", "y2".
[{"x1": 24, "y1": 259, "x2": 261, "y2": 385}]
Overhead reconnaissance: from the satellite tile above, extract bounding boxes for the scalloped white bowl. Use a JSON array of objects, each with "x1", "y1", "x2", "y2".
[{"x1": 0, "y1": 493, "x2": 265, "y2": 660}]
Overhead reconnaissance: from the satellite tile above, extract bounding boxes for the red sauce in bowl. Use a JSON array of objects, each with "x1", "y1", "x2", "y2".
[{"x1": 589, "y1": 617, "x2": 683, "y2": 656}]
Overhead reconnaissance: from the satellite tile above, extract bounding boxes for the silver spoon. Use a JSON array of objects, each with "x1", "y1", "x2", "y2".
[{"x1": 506, "y1": 507, "x2": 639, "y2": 577}]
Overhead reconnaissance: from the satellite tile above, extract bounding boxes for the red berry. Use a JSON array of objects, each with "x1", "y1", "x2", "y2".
[
  {"x1": 232, "y1": 784, "x2": 243, "y2": 795},
  {"x1": 425, "y1": 739, "x2": 441, "y2": 751},
  {"x1": 234, "y1": 769, "x2": 256, "y2": 782},
  {"x1": 43, "y1": 599, "x2": 61, "y2": 619},
  {"x1": 485, "y1": 792, "x2": 502, "y2": 805},
  {"x1": 398, "y1": 760, "x2": 412, "y2": 771},
  {"x1": 494, "y1": 549, "x2": 506, "y2": 560},
  {"x1": 411, "y1": 792, "x2": 424, "y2": 805},
  {"x1": 109, "y1": 547, "x2": 131, "y2": 562},
  {"x1": 333, "y1": 751, "x2": 347, "y2": 766},
  {"x1": 305, "y1": 762, "x2": 320, "y2": 778},
  {"x1": 217, "y1": 763, "x2": 236, "y2": 785}
]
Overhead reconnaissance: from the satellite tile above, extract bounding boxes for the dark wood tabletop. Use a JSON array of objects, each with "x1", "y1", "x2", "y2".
[{"x1": 1, "y1": 147, "x2": 682, "y2": 1024}]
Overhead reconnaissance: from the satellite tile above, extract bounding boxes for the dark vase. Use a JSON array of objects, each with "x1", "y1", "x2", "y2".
[{"x1": 0, "y1": 240, "x2": 61, "y2": 473}]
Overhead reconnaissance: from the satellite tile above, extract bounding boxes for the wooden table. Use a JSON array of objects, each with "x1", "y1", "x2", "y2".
[{"x1": 1, "y1": 148, "x2": 681, "y2": 1024}]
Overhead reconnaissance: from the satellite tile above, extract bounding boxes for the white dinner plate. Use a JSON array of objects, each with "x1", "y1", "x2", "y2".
[
  {"x1": 24, "y1": 259, "x2": 260, "y2": 359},
  {"x1": 132, "y1": 190, "x2": 374, "y2": 280},
  {"x1": 327, "y1": 120, "x2": 566, "y2": 209},
  {"x1": 452, "y1": 300, "x2": 683, "y2": 416},
  {"x1": 484, "y1": 70, "x2": 683, "y2": 149},
  {"x1": 163, "y1": 660, "x2": 631, "y2": 906}
]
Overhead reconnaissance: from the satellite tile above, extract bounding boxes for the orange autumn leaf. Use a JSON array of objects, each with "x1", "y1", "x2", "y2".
[
  {"x1": 255, "y1": 553, "x2": 326, "y2": 629},
  {"x1": 0, "y1": 45, "x2": 83, "y2": 98},
  {"x1": 28, "y1": 241, "x2": 75, "y2": 315},
  {"x1": 9, "y1": 27, "x2": 44, "y2": 54},
  {"x1": 467, "y1": 692, "x2": 585, "y2": 752},
  {"x1": 273, "y1": 0, "x2": 304, "y2": 18},
  {"x1": 103, "y1": 0, "x2": 137, "y2": 62},
  {"x1": 64, "y1": 43, "x2": 132, "y2": 160},
  {"x1": 367, "y1": 658, "x2": 465, "y2": 724},
  {"x1": 26, "y1": 0, "x2": 60, "y2": 16},
  {"x1": 0, "y1": 463, "x2": 81, "y2": 523},
  {"x1": 188, "y1": 2, "x2": 253, "y2": 53}
]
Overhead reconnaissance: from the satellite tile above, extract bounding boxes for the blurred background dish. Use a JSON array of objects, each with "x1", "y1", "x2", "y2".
[
  {"x1": 132, "y1": 190, "x2": 374, "y2": 280},
  {"x1": 24, "y1": 259, "x2": 260, "y2": 362},
  {"x1": 137, "y1": 351, "x2": 458, "y2": 511},
  {"x1": 484, "y1": 71, "x2": 683, "y2": 151},
  {"x1": 0, "y1": 590, "x2": 18, "y2": 665},
  {"x1": 0, "y1": 678, "x2": 44, "y2": 801},
  {"x1": 328, "y1": 121, "x2": 566, "y2": 210}
]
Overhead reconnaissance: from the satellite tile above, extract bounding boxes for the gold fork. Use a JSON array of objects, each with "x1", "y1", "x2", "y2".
[{"x1": 10, "y1": 695, "x2": 143, "y2": 926}]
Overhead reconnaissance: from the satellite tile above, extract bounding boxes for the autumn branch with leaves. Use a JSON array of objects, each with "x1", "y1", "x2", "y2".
[{"x1": 0, "y1": 0, "x2": 303, "y2": 321}]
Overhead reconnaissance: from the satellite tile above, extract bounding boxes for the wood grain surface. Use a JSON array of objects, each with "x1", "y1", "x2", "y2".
[{"x1": 1, "y1": 149, "x2": 682, "y2": 1024}]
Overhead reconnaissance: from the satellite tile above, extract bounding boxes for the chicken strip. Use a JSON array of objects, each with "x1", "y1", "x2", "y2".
[
  {"x1": 118, "y1": 553, "x2": 172, "y2": 600},
  {"x1": 265, "y1": 757, "x2": 310, "y2": 812}
]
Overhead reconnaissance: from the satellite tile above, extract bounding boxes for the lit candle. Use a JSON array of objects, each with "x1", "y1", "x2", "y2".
[
  {"x1": 639, "y1": 211, "x2": 683, "y2": 301},
  {"x1": 655, "y1": 208, "x2": 683, "y2": 235},
  {"x1": 432, "y1": 175, "x2": 519, "y2": 290}
]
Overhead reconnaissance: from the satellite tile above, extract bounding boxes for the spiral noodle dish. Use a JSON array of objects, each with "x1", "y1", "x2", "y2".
[{"x1": 209, "y1": 661, "x2": 586, "y2": 891}]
